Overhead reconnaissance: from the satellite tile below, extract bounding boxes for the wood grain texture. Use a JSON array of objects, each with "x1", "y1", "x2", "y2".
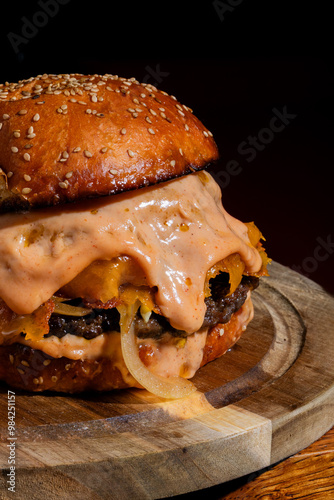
[
  {"x1": 0, "y1": 261, "x2": 333, "y2": 499},
  {"x1": 217, "y1": 426, "x2": 334, "y2": 499}
]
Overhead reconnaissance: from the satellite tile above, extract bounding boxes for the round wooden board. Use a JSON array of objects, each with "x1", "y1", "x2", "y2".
[{"x1": 0, "y1": 261, "x2": 334, "y2": 500}]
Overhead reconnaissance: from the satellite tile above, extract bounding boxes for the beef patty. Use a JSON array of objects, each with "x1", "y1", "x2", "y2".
[{"x1": 46, "y1": 274, "x2": 259, "y2": 341}]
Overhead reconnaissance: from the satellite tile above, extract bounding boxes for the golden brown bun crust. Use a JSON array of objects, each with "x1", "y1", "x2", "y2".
[
  {"x1": 0, "y1": 74, "x2": 218, "y2": 212},
  {"x1": 0, "y1": 301, "x2": 251, "y2": 393}
]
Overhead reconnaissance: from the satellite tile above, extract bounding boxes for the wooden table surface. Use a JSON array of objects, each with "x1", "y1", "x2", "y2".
[
  {"x1": 177, "y1": 426, "x2": 334, "y2": 499},
  {"x1": 222, "y1": 427, "x2": 334, "y2": 499}
]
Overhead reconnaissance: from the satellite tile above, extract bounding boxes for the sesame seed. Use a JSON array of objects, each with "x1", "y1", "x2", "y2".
[
  {"x1": 61, "y1": 104, "x2": 68, "y2": 110},
  {"x1": 62, "y1": 151, "x2": 69, "y2": 159},
  {"x1": 43, "y1": 359, "x2": 51, "y2": 366},
  {"x1": 100, "y1": 147, "x2": 108, "y2": 153},
  {"x1": 149, "y1": 109, "x2": 157, "y2": 116},
  {"x1": 33, "y1": 378, "x2": 40, "y2": 385},
  {"x1": 127, "y1": 149, "x2": 135, "y2": 158},
  {"x1": 23, "y1": 153, "x2": 31, "y2": 161},
  {"x1": 70, "y1": 98, "x2": 77, "y2": 103},
  {"x1": 21, "y1": 360, "x2": 29, "y2": 367},
  {"x1": 24, "y1": 144, "x2": 33, "y2": 149},
  {"x1": 73, "y1": 147, "x2": 81, "y2": 153},
  {"x1": 91, "y1": 94, "x2": 98, "y2": 103},
  {"x1": 22, "y1": 187, "x2": 32, "y2": 194},
  {"x1": 51, "y1": 376, "x2": 58, "y2": 382},
  {"x1": 127, "y1": 108, "x2": 136, "y2": 113},
  {"x1": 120, "y1": 127, "x2": 127, "y2": 135},
  {"x1": 0, "y1": 123, "x2": 2, "y2": 130},
  {"x1": 18, "y1": 110, "x2": 27, "y2": 115},
  {"x1": 9, "y1": 354, "x2": 14, "y2": 364},
  {"x1": 65, "y1": 171, "x2": 73, "y2": 179},
  {"x1": 160, "y1": 112, "x2": 166, "y2": 119},
  {"x1": 26, "y1": 133, "x2": 36, "y2": 139},
  {"x1": 96, "y1": 113, "x2": 104, "y2": 118},
  {"x1": 59, "y1": 181, "x2": 69, "y2": 189},
  {"x1": 28, "y1": 126, "x2": 34, "y2": 135},
  {"x1": 78, "y1": 101, "x2": 87, "y2": 105},
  {"x1": 109, "y1": 169, "x2": 118, "y2": 175},
  {"x1": 170, "y1": 160, "x2": 176, "y2": 167},
  {"x1": 179, "y1": 148, "x2": 183, "y2": 156},
  {"x1": 203, "y1": 130, "x2": 209, "y2": 137},
  {"x1": 185, "y1": 124, "x2": 189, "y2": 131},
  {"x1": 84, "y1": 150, "x2": 93, "y2": 158},
  {"x1": 13, "y1": 131, "x2": 21, "y2": 138},
  {"x1": 65, "y1": 363, "x2": 71, "y2": 371},
  {"x1": 145, "y1": 116, "x2": 152, "y2": 124},
  {"x1": 39, "y1": 376, "x2": 44, "y2": 383},
  {"x1": 177, "y1": 109, "x2": 185, "y2": 117},
  {"x1": 33, "y1": 113, "x2": 40, "y2": 122},
  {"x1": 24, "y1": 174, "x2": 31, "y2": 182},
  {"x1": 140, "y1": 93, "x2": 146, "y2": 98},
  {"x1": 7, "y1": 171, "x2": 13, "y2": 178},
  {"x1": 11, "y1": 147, "x2": 18, "y2": 153},
  {"x1": 3, "y1": 114, "x2": 10, "y2": 120},
  {"x1": 132, "y1": 112, "x2": 138, "y2": 118},
  {"x1": 17, "y1": 368, "x2": 24, "y2": 375},
  {"x1": 57, "y1": 108, "x2": 63, "y2": 113},
  {"x1": 148, "y1": 128, "x2": 155, "y2": 135}
]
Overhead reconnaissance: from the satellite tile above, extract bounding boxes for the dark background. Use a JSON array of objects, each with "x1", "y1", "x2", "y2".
[{"x1": 1, "y1": 0, "x2": 333, "y2": 295}]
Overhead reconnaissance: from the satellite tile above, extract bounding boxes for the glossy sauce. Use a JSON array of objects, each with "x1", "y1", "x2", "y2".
[
  {"x1": 15, "y1": 295, "x2": 253, "y2": 379},
  {"x1": 0, "y1": 172, "x2": 262, "y2": 333}
]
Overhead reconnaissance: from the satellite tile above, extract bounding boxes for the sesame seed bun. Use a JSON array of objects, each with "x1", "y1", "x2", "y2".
[
  {"x1": 0, "y1": 73, "x2": 268, "y2": 398},
  {"x1": 0, "y1": 73, "x2": 218, "y2": 212}
]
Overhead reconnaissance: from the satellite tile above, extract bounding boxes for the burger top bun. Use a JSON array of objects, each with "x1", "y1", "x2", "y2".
[{"x1": 0, "y1": 73, "x2": 219, "y2": 212}]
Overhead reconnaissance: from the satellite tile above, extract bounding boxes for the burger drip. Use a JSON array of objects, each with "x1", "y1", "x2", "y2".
[{"x1": 0, "y1": 172, "x2": 262, "y2": 335}]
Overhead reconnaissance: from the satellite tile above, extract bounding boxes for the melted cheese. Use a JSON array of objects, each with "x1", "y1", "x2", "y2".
[
  {"x1": 13, "y1": 295, "x2": 253, "y2": 381},
  {"x1": 0, "y1": 172, "x2": 262, "y2": 333}
]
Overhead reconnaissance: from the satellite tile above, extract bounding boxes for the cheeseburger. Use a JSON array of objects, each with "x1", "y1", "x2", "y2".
[{"x1": 0, "y1": 73, "x2": 269, "y2": 398}]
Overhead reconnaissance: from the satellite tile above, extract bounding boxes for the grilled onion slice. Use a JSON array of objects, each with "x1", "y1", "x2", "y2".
[{"x1": 118, "y1": 301, "x2": 196, "y2": 399}]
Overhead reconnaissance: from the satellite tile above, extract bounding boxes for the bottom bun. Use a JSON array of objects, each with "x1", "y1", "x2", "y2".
[{"x1": 0, "y1": 296, "x2": 253, "y2": 394}]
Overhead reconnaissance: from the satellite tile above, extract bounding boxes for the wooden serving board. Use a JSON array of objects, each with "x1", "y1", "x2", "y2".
[{"x1": 0, "y1": 262, "x2": 334, "y2": 500}]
